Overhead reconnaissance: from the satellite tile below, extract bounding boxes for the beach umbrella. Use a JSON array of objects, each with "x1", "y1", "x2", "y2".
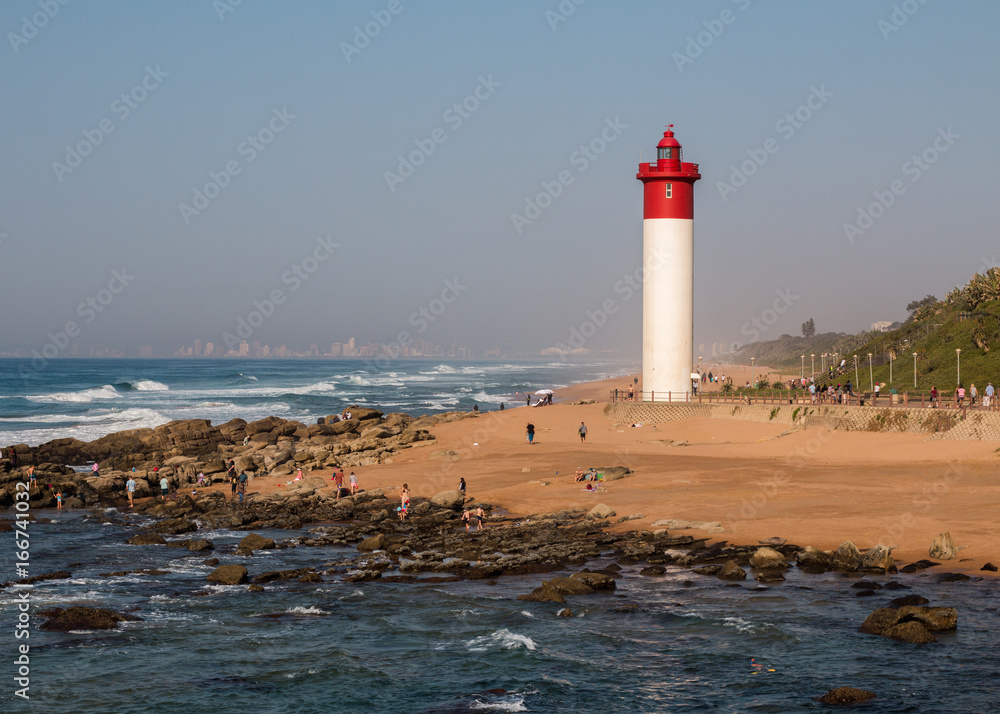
[
  {"x1": 534, "y1": 389, "x2": 555, "y2": 395},
  {"x1": 690, "y1": 373, "x2": 700, "y2": 380}
]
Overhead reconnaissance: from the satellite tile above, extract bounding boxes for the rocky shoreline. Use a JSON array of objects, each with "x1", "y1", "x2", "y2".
[{"x1": 2, "y1": 407, "x2": 991, "y2": 658}]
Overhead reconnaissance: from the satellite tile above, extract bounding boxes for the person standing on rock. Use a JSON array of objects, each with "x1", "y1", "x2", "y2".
[
  {"x1": 92, "y1": 461, "x2": 99, "y2": 477},
  {"x1": 160, "y1": 475, "x2": 169, "y2": 502},
  {"x1": 475, "y1": 505, "x2": 486, "y2": 531},
  {"x1": 333, "y1": 470, "x2": 344, "y2": 499},
  {"x1": 578, "y1": 422, "x2": 587, "y2": 443},
  {"x1": 462, "y1": 507, "x2": 471, "y2": 532},
  {"x1": 458, "y1": 477, "x2": 466, "y2": 498},
  {"x1": 399, "y1": 484, "x2": 410, "y2": 521},
  {"x1": 526, "y1": 422, "x2": 535, "y2": 444},
  {"x1": 55, "y1": 491, "x2": 62, "y2": 510},
  {"x1": 126, "y1": 474, "x2": 136, "y2": 508},
  {"x1": 27, "y1": 466, "x2": 36, "y2": 490},
  {"x1": 230, "y1": 471, "x2": 237, "y2": 497},
  {"x1": 350, "y1": 471, "x2": 358, "y2": 495}
]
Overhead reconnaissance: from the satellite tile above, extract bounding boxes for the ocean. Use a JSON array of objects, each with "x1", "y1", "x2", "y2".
[{"x1": 1, "y1": 359, "x2": 997, "y2": 712}]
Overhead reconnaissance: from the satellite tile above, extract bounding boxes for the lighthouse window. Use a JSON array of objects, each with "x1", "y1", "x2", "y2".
[
  {"x1": 665, "y1": 183, "x2": 673, "y2": 198},
  {"x1": 658, "y1": 147, "x2": 673, "y2": 160}
]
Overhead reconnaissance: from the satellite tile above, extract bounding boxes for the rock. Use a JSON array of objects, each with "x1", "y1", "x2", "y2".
[
  {"x1": 936, "y1": 572, "x2": 971, "y2": 583},
  {"x1": 248, "y1": 584, "x2": 265, "y2": 592},
  {"x1": 929, "y1": 532, "x2": 960, "y2": 560},
  {"x1": 859, "y1": 608, "x2": 902, "y2": 635},
  {"x1": 640, "y1": 565, "x2": 667, "y2": 576},
  {"x1": 556, "y1": 608, "x2": 573, "y2": 617},
  {"x1": 692, "y1": 565, "x2": 722, "y2": 576},
  {"x1": 297, "y1": 572, "x2": 323, "y2": 583},
  {"x1": 749, "y1": 547, "x2": 787, "y2": 570},
  {"x1": 717, "y1": 560, "x2": 746, "y2": 581},
  {"x1": 818, "y1": 687, "x2": 876, "y2": 705},
  {"x1": 982, "y1": 562, "x2": 998, "y2": 572},
  {"x1": 651, "y1": 519, "x2": 692, "y2": 529},
  {"x1": 832, "y1": 542, "x2": 863, "y2": 572},
  {"x1": 888, "y1": 595, "x2": 929, "y2": 608},
  {"x1": 862, "y1": 544, "x2": 896, "y2": 572},
  {"x1": 239, "y1": 533, "x2": 276, "y2": 552},
  {"x1": 899, "y1": 559, "x2": 938, "y2": 573},
  {"x1": 15, "y1": 570, "x2": 72, "y2": 585},
  {"x1": 180, "y1": 539, "x2": 213, "y2": 552},
  {"x1": 430, "y1": 490, "x2": 466, "y2": 510},
  {"x1": 796, "y1": 546, "x2": 834, "y2": 573},
  {"x1": 754, "y1": 569, "x2": 785, "y2": 583},
  {"x1": 150, "y1": 517, "x2": 198, "y2": 535},
  {"x1": 546, "y1": 577, "x2": 595, "y2": 595},
  {"x1": 39, "y1": 606, "x2": 142, "y2": 631},
  {"x1": 595, "y1": 466, "x2": 632, "y2": 482},
  {"x1": 898, "y1": 606, "x2": 957, "y2": 631},
  {"x1": 884, "y1": 620, "x2": 936, "y2": 644},
  {"x1": 255, "y1": 568, "x2": 316, "y2": 583},
  {"x1": 127, "y1": 533, "x2": 167, "y2": 546},
  {"x1": 758, "y1": 537, "x2": 786, "y2": 546},
  {"x1": 517, "y1": 582, "x2": 566, "y2": 603},
  {"x1": 586, "y1": 503, "x2": 616, "y2": 520},
  {"x1": 207, "y1": 564, "x2": 248, "y2": 585},
  {"x1": 570, "y1": 571, "x2": 616, "y2": 590},
  {"x1": 358, "y1": 534, "x2": 387, "y2": 552},
  {"x1": 203, "y1": 558, "x2": 220, "y2": 567}
]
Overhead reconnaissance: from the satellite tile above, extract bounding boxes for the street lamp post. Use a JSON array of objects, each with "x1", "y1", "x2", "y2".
[
  {"x1": 821, "y1": 353, "x2": 826, "y2": 373},
  {"x1": 889, "y1": 351, "x2": 893, "y2": 384},
  {"x1": 913, "y1": 352, "x2": 918, "y2": 388},
  {"x1": 868, "y1": 353, "x2": 874, "y2": 392},
  {"x1": 956, "y1": 348, "x2": 961, "y2": 386},
  {"x1": 854, "y1": 355, "x2": 859, "y2": 389},
  {"x1": 811, "y1": 353, "x2": 815, "y2": 380},
  {"x1": 800, "y1": 355, "x2": 805, "y2": 380},
  {"x1": 751, "y1": 357, "x2": 755, "y2": 388}
]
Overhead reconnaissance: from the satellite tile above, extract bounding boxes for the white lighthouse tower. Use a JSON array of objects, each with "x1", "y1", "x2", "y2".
[{"x1": 636, "y1": 125, "x2": 701, "y2": 400}]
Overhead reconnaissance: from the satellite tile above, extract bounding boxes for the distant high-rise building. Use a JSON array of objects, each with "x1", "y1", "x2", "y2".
[
  {"x1": 194, "y1": 339, "x2": 202, "y2": 356},
  {"x1": 205, "y1": 341, "x2": 214, "y2": 356},
  {"x1": 239, "y1": 341, "x2": 249, "y2": 356},
  {"x1": 330, "y1": 342, "x2": 342, "y2": 357},
  {"x1": 346, "y1": 337, "x2": 356, "y2": 356}
]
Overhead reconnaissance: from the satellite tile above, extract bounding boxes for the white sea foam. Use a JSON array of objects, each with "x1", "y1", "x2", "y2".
[
  {"x1": 27, "y1": 385, "x2": 119, "y2": 403},
  {"x1": 130, "y1": 379, "x2": 169, "y2": 391},
  {"x1": 465, "y1": 629, "x2": 537, "y2": 652},
  {"x1": 470, "y1": 697, "x2": 527, "y2": 712},
  {"x1": 471, "y1": 391, "x2": 506, "y2": 404},
  {"x1": 284, "y1": 606, "x2": 327, "y2": 616}
]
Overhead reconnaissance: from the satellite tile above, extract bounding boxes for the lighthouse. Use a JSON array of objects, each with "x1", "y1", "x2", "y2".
[{"x1": 636, "y1": 125, "x2": 701, "y2": 400}]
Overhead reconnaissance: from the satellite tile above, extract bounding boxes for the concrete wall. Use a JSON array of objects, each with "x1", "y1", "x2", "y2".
[{"x1": 605, "y1": 402, "x2": 1000, "y2": 441}]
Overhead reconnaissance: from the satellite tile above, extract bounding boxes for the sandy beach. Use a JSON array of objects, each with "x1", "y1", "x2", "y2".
[{"x1": 193, "y1": 369, "x2": 1000, "y2": 576}]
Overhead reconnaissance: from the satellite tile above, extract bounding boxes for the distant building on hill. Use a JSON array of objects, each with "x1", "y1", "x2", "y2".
[{"x1": 871, "y1": 321, "x2": 893, "y2": 332}]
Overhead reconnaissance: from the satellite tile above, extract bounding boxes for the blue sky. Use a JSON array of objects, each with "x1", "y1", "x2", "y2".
[{"x1": 2, "y1": 0, "x2": 997, "y2": 357}]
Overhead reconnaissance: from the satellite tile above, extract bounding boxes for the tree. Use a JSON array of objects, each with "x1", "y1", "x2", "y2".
[
  {"x1": 801, "y1": 318, "x2": 815, "y2": 338},
  {"x1": 906, "y1": 294, "x2": 937, "y2": 317}
]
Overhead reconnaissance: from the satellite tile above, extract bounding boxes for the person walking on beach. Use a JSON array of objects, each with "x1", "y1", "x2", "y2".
[
  {"x1": 126, "y1": 474, "x2": 136, "y2": 508},
  {"x1": 525, "y1": 394, "x2": 531, "y2": 407},
  {"x1": 350, "y1": 471, "x2": 358, "y2": 495},
  {"x1": 526, "y1": 423, "x2": 535, "y2": 444},
  {"x1": 970, "y1": 383, "x2": 978, "y2": 407},
  {"x1": 475, "y1": 505, "x2": 486, "y2": 531},
  {"x1": 237, "y1": 472, "x2": 248, "y2": 504},
  {"x1": 160, "y1": 475, "x2": 169, "y2": 501},
  {"x1": 333, "y1": 469, "x2": 344, "y2": 499},
  {"x1": 985, "y1": 382, "x2": 995, "y2": 409},
  {"x1": 578, "y1": 422, "x2": 587, "y2": 443},
  {"x1": 462, "y1": 507, "x2": 471, "y2": 532},
  {"x1": 230, "y1": 471, "x2": 238, "y2": 496}
]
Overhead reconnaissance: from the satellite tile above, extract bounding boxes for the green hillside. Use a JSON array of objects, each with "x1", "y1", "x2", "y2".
[{"x1": 734, "y1": 269, "x2": 1000, "y2": 394}]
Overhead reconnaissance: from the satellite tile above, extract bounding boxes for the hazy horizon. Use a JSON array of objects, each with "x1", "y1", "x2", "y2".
[{"x1": 2, "y1": 1, "x2": 997, "y2": 360}]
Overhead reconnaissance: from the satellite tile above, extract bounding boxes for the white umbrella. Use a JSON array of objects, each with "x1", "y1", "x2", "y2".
[
  {"x1": 690, "y1": 373, "x2": 701, "y2": 380},
  {"x1": 534, "y1": 389, "x2": 555, "y2": 395}
]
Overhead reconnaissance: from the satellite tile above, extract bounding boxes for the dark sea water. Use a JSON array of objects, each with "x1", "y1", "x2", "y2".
[{"x1": 1, "y1": 359, "x2": 998, "y2": 712}]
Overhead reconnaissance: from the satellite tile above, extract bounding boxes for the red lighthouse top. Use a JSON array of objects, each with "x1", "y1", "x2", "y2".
[{"x1": 637, "y1": 125, "x2": 701, "y2": 219}]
